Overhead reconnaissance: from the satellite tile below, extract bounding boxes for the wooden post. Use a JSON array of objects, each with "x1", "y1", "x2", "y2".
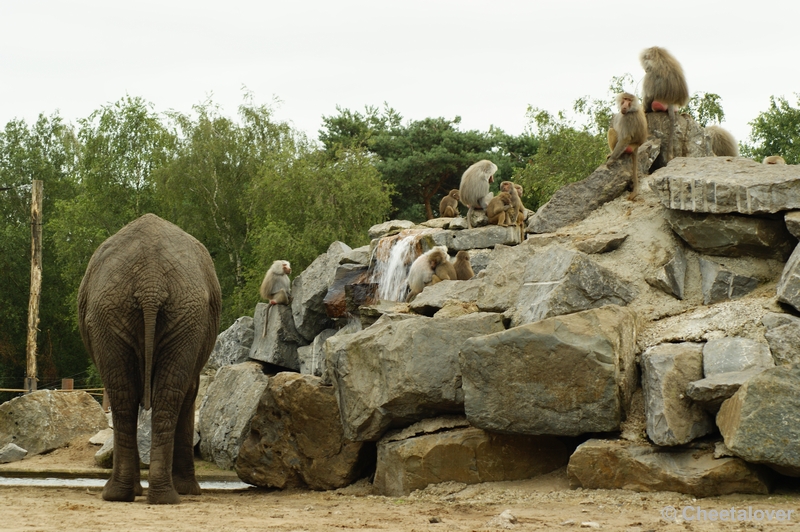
[
  {"x1": 25, "y1": 180, "x2": 43, "y2": 394},
  {"x1": 61, "y1": 378, "x2": 74, "y2": 390}
]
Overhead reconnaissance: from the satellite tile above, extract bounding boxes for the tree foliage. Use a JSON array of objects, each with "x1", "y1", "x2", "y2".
[{"x1": 740, "y1": 95, "x2": 800, "y2": 164}]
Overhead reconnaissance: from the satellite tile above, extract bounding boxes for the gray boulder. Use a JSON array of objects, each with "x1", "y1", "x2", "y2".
[
  {"x1": 235, "y1": 373, "x2": 369, "y2": 490},
  {"x1": 0, "y1": 443, "x2": 27, "y2": 464},
  {"x1": 528, "y1": 141, "x2": 659, "y2": 234},
  {"x1": 777, "y1": 243, "x2": 800, "y2": 313},
  {"x1": 292, "y1": 241, "x2": 352, "y2": 341},
  {"x1": 650, "y1": 156, "x2": 800, "y2": 215},
  {"x1": 686, "y1": 368, "x2": 766, "y2": 411},
  {"x1": 717, "y1": 365, "x2": 800, "y2": 476},
  {"x1": 0, "y1": 390, "x2": 108, "y2": 456},
  {"x1": 699, "y1": 257, "x2": 759, "y2": 305},
  {"x1": 368, "y1": 220, "x2": 415, "y2": 240},
  {"x1": 645, "y1": 244, "x2": 687, "y2": 300},
  {"x1": 461, "y1": 305, "x2": 638, "y2": 436},
  {"x1": 702, "y1": 337, "x2": 774, "y2": 376},
  {"x1": 438, "y1": 225, "x2": 521, "y2": 250},
  {"x1": 198, "y1": 361, "x2": 270, "y2": 470},
  {"x1": 511, "y1": 246, "x2": 637, "y2": 326},
  {"x1": 326, "y1": 312, "x2": 505, "y2": 441},
  {"x1": 785, "y1": 211, "x2": 800, "y2": 239},
  {"x1": 665, "y1": 210, "x2": 794, "y2": 260},
  {"x1": 298, "y1": 328, "x2": 337, "y2": 381},
  {"x1": 206, "y1": 316, "x2": 254, "y2": 371},
  {"x1": 568, "y1": 439, "x2": 772, "y2": 497},
  {"x1": 250, "y1": 302, "x2": 306, "y2": 371},
  {"x1": 640, "y1": 343, "x2": 713, "y2": 446},
  {"x1": 574, "y1": 232, "x2": 627, "y2": 255},
  {"x1": 374, "y1": 417, "x2": 569, "y2": 496},
  {"x1": 763, "y1": 312, "x2": 800, "y2": 365}
]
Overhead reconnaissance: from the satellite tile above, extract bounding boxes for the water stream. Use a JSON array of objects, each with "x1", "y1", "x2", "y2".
[{"x1": 370, "y1": 229, "x2": 437, "y2": 302}]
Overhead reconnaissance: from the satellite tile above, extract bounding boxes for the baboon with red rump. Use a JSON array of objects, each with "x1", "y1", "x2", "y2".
[
  {"x1": 640, "y1": 46, "x2": 689, "y2": 163},
  {"x1": 459, "y1": 160, "x2": 497, "y2": 228},
  {"x1": 607, "y1": 92, "x2": 648, "y2": 200}
]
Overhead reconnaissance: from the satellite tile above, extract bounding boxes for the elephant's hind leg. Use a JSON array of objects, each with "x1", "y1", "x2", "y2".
[
  {"x1": 103, "y1": 388, "x2": 143, "y2": 502},
  {"x1": 172, "y1": 376, "x2": 201, "y2": 495}
]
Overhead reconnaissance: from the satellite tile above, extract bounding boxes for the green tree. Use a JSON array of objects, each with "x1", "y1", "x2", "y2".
[
  {"x1": 319, "y1": 104, "x2": 401, "y2": 152},
  {"x1": 513, "y1": 108, "x2": 607, "y2": 211},
  {"x1": 740, "y1": 95, "x2": 800, "y2": 164},
  {"x1": 682, "y1": 92, "x2": 726, "y2": 128},
  {"x1": 0, "y1": 113, "x2": 81, "y2": 397}
]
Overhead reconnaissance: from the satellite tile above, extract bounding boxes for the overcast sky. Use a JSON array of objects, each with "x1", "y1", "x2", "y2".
[{"x1": 1, "y1": 1, "x2": 798, "y2": 146}]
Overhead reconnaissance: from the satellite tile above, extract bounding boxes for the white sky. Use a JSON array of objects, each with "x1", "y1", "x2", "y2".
[{"x1": 1, "y1": 1, "x2": 798, "y2": 146}]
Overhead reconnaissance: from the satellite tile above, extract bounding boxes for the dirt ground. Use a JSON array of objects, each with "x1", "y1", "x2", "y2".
[{"x1": 2, "y1": 438, "x2": 800, "y2": 531}]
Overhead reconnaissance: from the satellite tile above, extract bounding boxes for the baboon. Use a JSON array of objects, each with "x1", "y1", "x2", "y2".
[
  {"x1": 500, "y1": 181, "x2": 526, "y2": 241},
  {"x1": 764, "y1": 155, "x2": 786, "y2": 165},
  {"x1": 432, "y1": 253, "x2": 458, "y2": 283},
  {"x1": 486, "y1": 192, "x2": 513, "y2": 227},
  {"x1": 454, "y1": 250, "x2": 474, "y2": 281},
  {"x1": 439, "y1": 189, "x2": 461, "y2": 218},
  {"x1": 259, "y1": 260, "x2": 292, "y2": 336},
  {"x1": 459, "y1": 159, "x2": 497, "y2": 228},
  {"x1": 640, "y1": 46, "x2": 689, "y2": 162},
  {"x1": 607, "y1": 92, "x2": 648, "y2": 200},
  {"x1": 706, "y1": 125, "x2": 738, "y2": 157},
  {"x1": 406, "y1": 247, "x2": 449, "y2": 302}
]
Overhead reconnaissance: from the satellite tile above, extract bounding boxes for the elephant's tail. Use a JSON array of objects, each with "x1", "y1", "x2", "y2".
[{"x1": 142, "y1": 303, "x2": 158, "y2": 411}]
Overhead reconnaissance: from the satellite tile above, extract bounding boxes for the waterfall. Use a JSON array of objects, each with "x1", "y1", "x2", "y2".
[{"x1": 370, "y1": 229, "x2": 437, "y2": 302}]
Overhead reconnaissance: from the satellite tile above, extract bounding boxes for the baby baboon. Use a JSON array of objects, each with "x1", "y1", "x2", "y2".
[
  {"x1": 763, "y1": 155, "x2": 786, "y2": 165},
  {"x1": 439, "y1": 189, "x2": 461, "y2": 218},
  {"x1": 432, "y1": 252, "x2": 458, "y2": 283},
  {"x1": 406, "y1": 247, "x2": 449, "y2": 302},
  {"x1": 500, "y1": 181, "x2": 526, "y2": 241},
  {"x1": 259, "y1": 260, "x2": 292, "y2": 336},
  {"x1": 459, "y1": 160, "x2": 497, "y2": 228},
  {"x1": 706, "y1": 125, "x2": 738, "y2": 157},
  {"x1": 640, "y1": 46, "x2": 689, "y2": 162},
  {"x1": 454, "y1": 250, "x2": 474, "y2": 281},
  {"x1": 486, "y1": 192, "x2": 513, "y2": 227},
  {"x1": 607, "y1": 92, "x2": 648, "y2": 200}
]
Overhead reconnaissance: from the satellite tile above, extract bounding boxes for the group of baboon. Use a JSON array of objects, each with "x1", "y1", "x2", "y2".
[{"x1": 259, "y1": 46, "x2": 788, "y2": 306}]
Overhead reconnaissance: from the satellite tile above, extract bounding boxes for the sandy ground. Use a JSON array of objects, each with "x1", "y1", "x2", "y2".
[{"x1": 2, "y1": 438, "x2": 800, "y2": 531}]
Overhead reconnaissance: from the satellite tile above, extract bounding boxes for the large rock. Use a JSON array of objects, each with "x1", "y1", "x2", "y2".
[
  {"x1": 665, "y1": 210, "x2": 794, "y2": 260},
  {"x1": 292, "y1": 241, "x2": 352, "y2": 341},
  {"x1": 235, "y1": 373, "x2": 369, "y2": 490},
  {"x1": 702, "y1": 337, "x2": 774, "y2": 376},
  {"x1": 762, "y1": 312, "x2": 800, "y2": 365},
  {"x1": 461, "y1": 305, "x2": 638, "y2": 436},
  {"x1": 640, "y1": 343, "x2": 713, "y2": 446},
  {"x1": 0, "y1": 443, "x2": 27, "y2": 464},
  {"x1": 326, "y1": 312, "x2": 505, "y2": 441},
  {"x1": 436, "y1": 225, "x2": 521, "y2": 250},
  {"x1": 0, "y1": 390, "x2": 108, "y2": 456},
  {"x1": 374, "y1": 417, "x2": 569, "y2": 496},
  {"x1": 777, "y1": 243, "x2": 800, "y2": 313},
  {"x1": 512, "y1": 246, "x2": 637, "y2": 325},
  {"x1": 250, "y1": 302, "x2": 307, "y2": 371},
  {"x1": 645, "y1": 244, "x2": 687, "y2": 300},
  {"x1": 198, "y1": 361, "x2": 270, "y2": 470},
  {"x1": 568, "y1": 439, "x2": 772, "y2": 497},
  {"x1": 206, "y1": 316, "x2": 255, "y2": 371},
  {"x1": 368, "y1": 220, "x2": 415, "y2": 240},
  {"x1": 322, "y1": 264, "x2": 372, "y2": 319},
  {"x1": 650, "y1": 156, "x2": 800, "y2": 215},
  {"x1": 686, "y1": 368, "x2": 765, "y2": 411},
  {"x1": 527, "y1": 141, "x2": 658, "y2": 234},
  {"x1": 717, "y1": 365, "x2": 800, "y2": 476},
  {"x1": 298, "y1": 328, "x2": 337, "y2": 381},
  {"x1": 699, "y1": 257, "x2": 759, "y2": 305}
]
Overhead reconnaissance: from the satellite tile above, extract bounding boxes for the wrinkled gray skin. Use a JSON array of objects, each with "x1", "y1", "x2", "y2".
[{"x1": 78, "y1": 214, "x2": 221, "y2": 504}]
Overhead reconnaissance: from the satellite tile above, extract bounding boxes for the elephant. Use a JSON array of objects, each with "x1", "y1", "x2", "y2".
[{"x1": 78, "y1": 213, "x2": 221, "y2": 504}]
